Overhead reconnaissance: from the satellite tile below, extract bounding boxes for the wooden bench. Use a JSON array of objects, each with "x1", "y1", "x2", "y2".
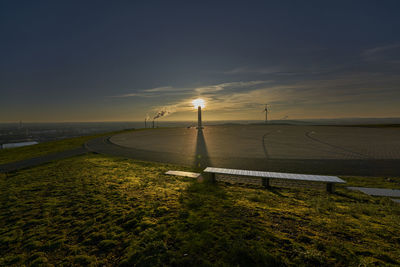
[{"x1": 203, "y1": 167, "x2": 346, "y2": 193}]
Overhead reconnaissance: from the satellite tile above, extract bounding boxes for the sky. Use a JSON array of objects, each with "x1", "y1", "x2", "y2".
[{"x1": 1, "y1": 0, "x2": 399, "y2": 122}]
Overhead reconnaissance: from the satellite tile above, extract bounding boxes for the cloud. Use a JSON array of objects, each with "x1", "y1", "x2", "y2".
[
  {"x1": 111, "y1": 80, "x2": 282, "y2": 100},
  {"x1": 112, "y1": 93, "x2": 141, "y2": 97},
  {"x1": 142, "y1": 86, "x2": 173, "y2": 92},
  {"x1": 110, "y1": 86, "x2": 190, "y2": 98},
  {"x1": 362, "y1": 44, "x2": 400, "y2": 63},
  {"x1": 194, "y1": 80, "x2": 269, "y2": 94},
  {"x1": 222, "y1": 67, "x2": 325, "y2": 76},
  {"x1": 163, "y1": 72, "x2": 400, "y2": 118},
  {"x1": 112, "y1": 71, "x2": 400, "y2": 120},
  {"x1": 223, "y1": 67, "x2": 279, "y2": 75},
  {"x1": 111, "y1": 92, "x2": 154, "y2": 98},
  {"x1": 140, "y1": 81, "x2": 271, "y2": 116}
]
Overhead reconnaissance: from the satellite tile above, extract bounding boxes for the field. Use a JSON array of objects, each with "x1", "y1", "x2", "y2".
[{"x1": 1, "y1": 150, "x2": 400, "y2": 266}]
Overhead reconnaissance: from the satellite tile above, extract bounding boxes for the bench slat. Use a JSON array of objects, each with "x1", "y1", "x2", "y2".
[{"x1": 203, "y1": 167, "x2": 345, "y2": 183}]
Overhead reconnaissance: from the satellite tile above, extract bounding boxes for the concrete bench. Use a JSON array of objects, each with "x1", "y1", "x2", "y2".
[{"x1": 203, "y1": 167, "x2": 346, "y2": 193}]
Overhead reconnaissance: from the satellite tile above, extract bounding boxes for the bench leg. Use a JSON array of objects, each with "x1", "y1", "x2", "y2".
[
  {"x1": 208, "y1": 173, "x2": 216, "y2": 183},
  {"x1": 262, "y1": 177, "x2": 271, "y2": 189},
  {"x1": 326, "y1": 183, "x2": 335, "y2": 193}
]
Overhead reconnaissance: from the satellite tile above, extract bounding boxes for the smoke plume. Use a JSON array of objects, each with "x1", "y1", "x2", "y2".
[{"x1": 153, "y1": 109, "x2": 170, "y2": 120}]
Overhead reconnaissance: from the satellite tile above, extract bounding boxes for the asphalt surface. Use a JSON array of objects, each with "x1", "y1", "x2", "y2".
[
  {"x1": 347, "y1": 187, "x2": 400, "y2": 197},
  {"x1": 87, "y1": 125, "x2": 400, "y2": 176},
  {"x1": 0, "y1": 147, "x2": 87, "y2": 173}
]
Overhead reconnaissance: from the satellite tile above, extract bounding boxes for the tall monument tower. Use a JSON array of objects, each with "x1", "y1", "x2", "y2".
[
  {"x1": 197, "y1": 106, "x2": 203, "y2": 129},
  {"x1": 192, "y1": 98, "x2": 205, "y2": 129}
]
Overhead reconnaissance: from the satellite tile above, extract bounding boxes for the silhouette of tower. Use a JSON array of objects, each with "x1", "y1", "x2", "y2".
[{"x1": 197, "y1": 106, "x2": 203, "y2": 129}]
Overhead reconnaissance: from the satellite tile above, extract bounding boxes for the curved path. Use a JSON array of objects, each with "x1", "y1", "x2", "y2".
[
  {"x1": 0, "y1": 147, "x2": 87, "y2": 173},
  {"x1": 86, "y1": 125, "x2": 400, "y2": 176}
]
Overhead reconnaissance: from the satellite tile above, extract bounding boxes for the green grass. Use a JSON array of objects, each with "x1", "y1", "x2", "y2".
[
  {"x1": 0, "y1": 153, "x2": 399, "y2": 266},
  {"x1": 343, "y1": 176, "x2": 400, "y2": 189},
  {"x1": 0, "y1": 129, "x2": 135, "y2": 165}
]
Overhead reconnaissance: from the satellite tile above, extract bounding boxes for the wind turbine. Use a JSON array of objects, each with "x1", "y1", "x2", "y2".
[{"x1": 263, "y1": 104, "x2": 270, "y2": 124}]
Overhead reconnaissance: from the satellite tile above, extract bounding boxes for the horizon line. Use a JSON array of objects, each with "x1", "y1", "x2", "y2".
[{"x1": 1, "y1": 117, "x2": 400, "y2": 124}]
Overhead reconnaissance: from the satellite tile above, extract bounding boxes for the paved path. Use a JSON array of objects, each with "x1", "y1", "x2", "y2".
[
  {"x1": 0, "y1": 147, "x2": 87, "y2": 173},
  {"x1": 347, "y1": 187, "x2": 400, "y2": 197},
  {"x1": 2, "y1": 125, "x2": 399, "y2": 177},
  {"x1": 111, "y1": 125, "x2": 400, "y2": 160},
  {"x1": 86, "y1": 125, "x2": 400, "y2": 176}
]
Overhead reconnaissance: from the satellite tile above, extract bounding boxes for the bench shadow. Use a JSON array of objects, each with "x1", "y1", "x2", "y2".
[
  {"x1": 334, "y1": 190, "x2": 364, "y2": 201},
  {"x1": 193, "y1": 129, "x2": 211, "y2": 170},
  {"x1": 267, "y1": 187, "x2": 287, "y2": 197}
]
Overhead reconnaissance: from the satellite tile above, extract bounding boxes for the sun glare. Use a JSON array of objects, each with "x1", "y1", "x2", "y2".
[{"x1": 192, "y1": 98, "x2": 205, "y2": 109}]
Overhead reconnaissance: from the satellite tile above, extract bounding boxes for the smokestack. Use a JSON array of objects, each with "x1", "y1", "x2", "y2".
[
  {"x1": 145, "y1": 118, "x2": 147, "y2": 128},
  {"x1": 197, "y1": 106, "x2": 203, "y2": 129},
  {"x1": 152, "y1": 120, "x2": 155, "y2": 128}
]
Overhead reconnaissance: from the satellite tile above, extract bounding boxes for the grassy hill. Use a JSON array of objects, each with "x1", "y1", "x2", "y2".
[
  {"x1": 0, "y1": 134, "x2": 399, "y2": 266},
  {"x1": 0, "y1": 129, "x2": 136, "y2": 165}
]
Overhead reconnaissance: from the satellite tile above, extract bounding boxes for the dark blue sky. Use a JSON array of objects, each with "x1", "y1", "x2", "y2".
[{"x1": 1, "y1": 1, "x2": 399, "y2": 121}]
